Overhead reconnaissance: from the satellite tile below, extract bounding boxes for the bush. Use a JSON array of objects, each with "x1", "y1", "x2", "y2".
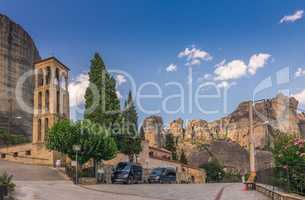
[
  {"x1": 272, "y1": 134, "x2": 305, "y2": 195},
  {"x1": 0, "y1": 129, "x2": 29, "y2": 146},
  {"x1": 0, "y1": 172, "x2": 15, "y2": 193},
  {"x1": 200, "y1": 160, "x2": 225, "y2": 183}
]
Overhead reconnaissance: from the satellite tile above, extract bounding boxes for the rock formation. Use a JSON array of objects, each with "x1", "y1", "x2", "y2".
[
  {"x1": 142, "y1": 94, "x2": 305, "y2": 172},
  {"x1": 0, "y1": 14, "x2": 40, "y2": 137}
]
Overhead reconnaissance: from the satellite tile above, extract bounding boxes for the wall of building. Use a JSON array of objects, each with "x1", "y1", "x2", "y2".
[{"x1": 0, "y1": 143, "x2": 58, "y2": 165}]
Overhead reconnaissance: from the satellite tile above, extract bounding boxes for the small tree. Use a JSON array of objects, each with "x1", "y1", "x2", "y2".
[
  {"x1": 164, "y1": 133, "x2": 178, "y2": 160},
  {"x1": 46, "y1": 120, "x2": 117, "y2": 166},
  {"x1": 200, "y1": 160, "x2": 225, "y2": 183},
  {"x1": 115, "y1": 134, "x2": 142, "y2": 162},
  {"x1": 115, "y1": 90, "x2": 142, "y2": 162},
  {"x1": 272, "y1": 133, "x2": 305, "y2": 193},
  {"x1": 180, "y1": 149, "x2": 188, "y2": 164}
]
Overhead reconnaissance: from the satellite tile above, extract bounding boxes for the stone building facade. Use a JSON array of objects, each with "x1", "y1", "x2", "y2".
[
  {"x1": 0, "y1": 14, "x2": 40, "y2": 137},
  {"x1": 0, "y1": 57, "x2": 69, "y2": 166}
]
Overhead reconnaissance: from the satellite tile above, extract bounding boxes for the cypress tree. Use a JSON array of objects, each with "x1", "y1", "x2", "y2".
[
  {"x1": 84, "y1": 53, "x2": 121, "y2": 131},
  {"x1": 164, "y1": 133, "x2": 178, "y2": 160},
  {"x1": 116, "y1": 90, "x2": 142, "y2": 162}
]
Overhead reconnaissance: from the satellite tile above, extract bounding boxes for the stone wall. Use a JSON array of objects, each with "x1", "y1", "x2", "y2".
[
  {"x1": 0, "y1": 143, "x2": 63, "y2": 166},
  {"x1": 0, "y1": 14, "x2": 40, "y2": 137}
]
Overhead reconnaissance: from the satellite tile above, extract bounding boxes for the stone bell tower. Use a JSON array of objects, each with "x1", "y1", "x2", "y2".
[{"x1": 32, "y1": 57, "x2": 70, "y2": 144}]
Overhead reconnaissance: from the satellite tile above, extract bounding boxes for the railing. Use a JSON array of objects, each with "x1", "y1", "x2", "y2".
[{"x1": 256, "y1": 166, "x2": 305, "y2": 197}]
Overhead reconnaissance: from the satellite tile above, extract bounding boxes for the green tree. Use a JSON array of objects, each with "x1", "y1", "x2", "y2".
[
  {"x1": 122, "y1": 91, "x2": 138, "y2": 136},
  {"x1": 46, "y1": 120, "x2": 117, "y2": 166},
  {"x1": 272, "y1": 133, "x2": 305, "y2": 193},
  {"x1": 180, "y1": 149, "x2": 188, "y2": 164},
  {"x1": 84, "y1": 53, "x2": 121, "y2": 132},
  {"x1": 115, "y1": 134, "x2": 142, "y2": 162},
  {"x1": 116, "y1": 91, "x2": 142, "y2": 162},
  {"x1": 164, "y1": 133, "x2": 178, "y2": 160},
  {"x1": 200, "y1": 160, "x2": 225, "y2": 183}
]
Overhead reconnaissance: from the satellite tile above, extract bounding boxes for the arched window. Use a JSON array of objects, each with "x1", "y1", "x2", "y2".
[
  {"x1": 57, "y1": 90, "x2": 60, "y2": 113},
  {"x1": 38, "y1": 69, "x2": 44, "y2": 86},
  {"x1": 60, "y1": 74, "x2": 66, "y2": 89},
  {"x1": 38, "y1": 119, "x2": 42, "y2": 141},
  {"x1": 55, "y1": 68, "x2": 60, "y2": 85},
  {"x1": 45, "y1": 118, "x2": 49, "y2": 135},
  {"x1": 45, "y1": 90, "x2": 50, "y2": 112},
  {"x1": 45, "y1": 67, "x2": 51, "y2": 85},
  {"x1": 38, "y1": 92, "x2": 42, "y2": 113}
]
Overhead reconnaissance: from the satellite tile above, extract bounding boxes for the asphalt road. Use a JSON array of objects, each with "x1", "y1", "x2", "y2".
[{"x1": 0, "y1": 160, "x2": 269, "y2": 200}]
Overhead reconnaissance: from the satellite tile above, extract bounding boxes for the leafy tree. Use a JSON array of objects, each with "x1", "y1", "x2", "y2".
[
  {"x1": 115, "y1": 91, "x2": 142, "y2": 162},
  {"x1": 180, "y1": 149, "x2": 188, "y2": 164},
  {"x1": 164, "y1": 133, "x2": 178, "y2": 160},
  {"x1": 115, "y1": 134, "x2": 142, "y2": 162},
  {"x1": 46, "y1": 120, "x2": 117, "y2": 166},
  {"x1": 272, "y1": 133, "x2": 305, "y2": 193},
  {"x1": 200, "y1": 160, "x2": 225, "y2": 183},
  {"x1": 84, "y1": 53, "x2": 121, "y2": 133},
  {"x1": 122, "y1": 91, "x2": 138, "y2": 136}
]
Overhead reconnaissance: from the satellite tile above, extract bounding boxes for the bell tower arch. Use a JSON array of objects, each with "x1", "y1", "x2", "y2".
[{"x1": 32, "y1": 57, "x2": 70, "y2": 144}]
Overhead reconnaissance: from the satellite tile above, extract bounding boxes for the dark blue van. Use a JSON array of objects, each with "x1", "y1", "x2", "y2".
[{"x1": 148, "y1": 167, "x2": 176, "y2": 184}]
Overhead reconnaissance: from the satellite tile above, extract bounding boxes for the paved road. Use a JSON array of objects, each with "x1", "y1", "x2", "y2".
[
  {"x1": 0, "y1": 160, "x2": 269, "y2": 200},
  {"x1": 0, "y1": 160, "x2": 64, "y2": 181}
]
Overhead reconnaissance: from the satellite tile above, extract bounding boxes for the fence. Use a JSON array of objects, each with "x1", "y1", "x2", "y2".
[{"x1": 256, "y1": 165, "x2": 305, "y2": 196}]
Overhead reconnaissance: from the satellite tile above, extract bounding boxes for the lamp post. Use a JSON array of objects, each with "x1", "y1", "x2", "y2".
[{"x1": 73, "y1": 145, "x2": 81, "y2": 184}]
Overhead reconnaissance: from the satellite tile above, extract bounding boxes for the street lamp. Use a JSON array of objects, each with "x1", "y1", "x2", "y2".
[{"x1": 73, "y1": 145, "x2": 81, "y2": 184}]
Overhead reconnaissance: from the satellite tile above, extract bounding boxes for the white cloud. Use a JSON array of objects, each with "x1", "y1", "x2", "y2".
[
  {"x1": 216, "y1": 81, "x2": 236, "y2": 89},
  {"x1": 295, "y1": 67, "x2": 305, "y2": 77},
  {"x1": 68, "y1": 73, "x2": 89, "y2": 107},
  {"x1": 248, "y1": 53, "x2": 271, "y2": 75},
  {"x1": 178, "y1": 46, "x2": 212, "y2": 66},
  {"x1": 214, "y1": 60, "x2": 248, "y2": 81},
  {"x1": 280, "y1": 10, "x2": 304, "y2": 23},
  {"x1": 293, "y1": 89, "x2": 305, "y2": 105},
  {"x1": 166, "y1": 64, "x2": 177, "y2": 72},
  {"x1": 116, "y1": 74, "x2": 127, "y2": 85}
]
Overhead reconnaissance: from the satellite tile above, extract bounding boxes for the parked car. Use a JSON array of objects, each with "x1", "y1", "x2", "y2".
[
  {"x1": 148, "y1": 167, "x2": 176, "y2": 184},
  {"x1": 111, "y1": 162, "x2": 143, "y2": 184}
]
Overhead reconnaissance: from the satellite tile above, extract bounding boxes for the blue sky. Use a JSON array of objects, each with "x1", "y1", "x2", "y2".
[{"x1": 1, "y1": 0, "x2": 305, "y2": 126}]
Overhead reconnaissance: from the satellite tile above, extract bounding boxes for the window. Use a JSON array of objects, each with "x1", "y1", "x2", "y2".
[
  {"x1": 56, "y1": 90, "x2": 60, "y2": 113},
  {"x1": 149, "y1": 151, "x2": 154, "y2": 157},
  {"x1": 38, "y1": 92, "x2": 42, "y2": 113},
  {"x1": 38, "y1": 69, "x2": 44, "y2": 86},
  {"x1": 55, "y1": 68, "x2": 60, "y2": 85},
  {"x1": 45, "y1": 118, "x2": 49, "y2": 135},
  {"x1": 38, "y1": 119, "x2": 42, "y2": 141},
  {"x1": 45, "y1": 67, "x2": 51, "y2": 85},
  {"x1": 13, "y1": 152, "x2": 18, "y2": 157},
  {"x1": 25, "y1": 150, "x2": 31, "y2": 156},
  {"x1": 1, "y1": 154, "x2": 6, "y2": 159},
  {"x1": 45, "y1": 90, "x2": 49, "y2": 112}
]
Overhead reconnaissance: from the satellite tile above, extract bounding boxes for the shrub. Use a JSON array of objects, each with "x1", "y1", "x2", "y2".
[{"x1": 0, "y1": 172, "x2": 15, "y2": 192}]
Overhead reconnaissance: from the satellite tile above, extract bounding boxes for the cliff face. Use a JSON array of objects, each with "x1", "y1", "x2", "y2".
[
  {"x1": 0, "y1": 14, "x2": 40, "y2": 137},
  {"x1": 171, "y1": 94, "x2": 304, "y2": 150},
  {"x1": 142, "y1": 94, "x2": 305, "y2": 172}
]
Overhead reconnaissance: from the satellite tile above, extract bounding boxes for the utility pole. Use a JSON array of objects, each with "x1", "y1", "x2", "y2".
[{"x1": 248, "y1": 101, "x2": 256, "y2": 180}]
